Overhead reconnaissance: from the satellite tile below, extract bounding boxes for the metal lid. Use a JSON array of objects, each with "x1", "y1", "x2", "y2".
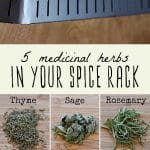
[{"x1": 0, "y1": 0, "x2": 150, "y2": 24}]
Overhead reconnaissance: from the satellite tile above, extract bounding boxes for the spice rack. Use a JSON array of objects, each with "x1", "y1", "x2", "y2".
[{"x1": 0, "y1": 0, "x2": 150, "y2": 24}]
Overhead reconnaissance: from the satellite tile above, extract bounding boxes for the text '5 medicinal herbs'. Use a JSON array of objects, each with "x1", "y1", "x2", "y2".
[
  {"x1": 3, "y1": 107, "x2": 42, "y2": 150},
  {"x1": 102, "y1": 108, "x2": 149, "y2": 150},
  {"x1": 53, "y1": 113, "x2": 98, "y2": 144}
]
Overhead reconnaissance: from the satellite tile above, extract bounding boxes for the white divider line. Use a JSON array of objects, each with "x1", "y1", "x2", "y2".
[
  {"x1": 99, "y1": 94, "x2": 101, "y2": 150},
  {"x1": 49, "y1": 94, "x2": 51, "y2": 150}
]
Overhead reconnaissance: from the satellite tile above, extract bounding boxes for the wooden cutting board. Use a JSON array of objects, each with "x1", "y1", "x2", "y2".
[
  {"x1": 0, "y1": 14, "x2": 150, "y2": 43},
  {"x1": 101, "y1": 95, "x2": 150, "y2": 150},
  {"x1": 51, "y1": 94, "x2": 99, "y2": 150},
  {"x1": 0, "y1": 94, "x2": 50, "y2": 150}
]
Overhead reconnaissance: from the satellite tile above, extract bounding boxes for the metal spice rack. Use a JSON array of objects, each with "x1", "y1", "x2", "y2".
[{"x1": 0, "y1": 0, "x2": 150, "y2": 24}]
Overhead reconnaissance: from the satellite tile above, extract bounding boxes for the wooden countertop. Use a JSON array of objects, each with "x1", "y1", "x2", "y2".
[
  {"x1": 0, "y1": 14, "x2": 150, "y2": 44},
  {"x1": 0, "y1": 95, "x2": 50, "y2": 150},
  {"x1": 101, "y1": 95, "x2": 150, "y2": 150},
  {"x1": 51, "y1": 94, "x2": 99, "y2": 150}
]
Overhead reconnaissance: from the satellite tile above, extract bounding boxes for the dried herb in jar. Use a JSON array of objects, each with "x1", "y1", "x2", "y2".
[
  {"x1": 3, "y1": 107, "x2": 41, "y2": 150},
  {"x1": 53, "y1": 113, "x2": 97, "y2": 144},
  {"x1": 102, "y1": 108, "x2": 149, "y2": 150}
]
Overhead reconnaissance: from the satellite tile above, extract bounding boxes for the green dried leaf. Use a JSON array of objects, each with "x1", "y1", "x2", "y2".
[
  {"x1": 102, "y1": 108, "x2": 149, "y2": 150},
  {"x1": 53, "y1": 113, "x2": 97, "y2": 144},
  {"x1": 3, "y1": 107, "x2": 42, "y2": 150}
]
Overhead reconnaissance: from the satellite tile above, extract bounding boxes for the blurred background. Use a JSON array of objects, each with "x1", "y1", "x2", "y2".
[{"x1": 0, "y1": 13, "x2": 150, "y2": 44}]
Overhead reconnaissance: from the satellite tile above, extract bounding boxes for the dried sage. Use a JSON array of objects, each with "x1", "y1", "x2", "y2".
[
  {"x1": 3, "y1": 107, "x2": 41, "y2": 150},
  {"x1": 53, "y1": 113, "x2": 97, "y2": 144},
  {"x1": 102, "y1": 108, "x2": 149, "y2": 150}
]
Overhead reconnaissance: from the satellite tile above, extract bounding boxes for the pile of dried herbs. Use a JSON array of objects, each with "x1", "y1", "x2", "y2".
[
  {"x1": 3, "y1": 107, "x2": 41, "y2": 150},
  {"x1": 102, "y1": 108, "x2": 149, "y2": 150},
  {"x1": 53, "y1": 113, "x2": 97, "y2": 144}
]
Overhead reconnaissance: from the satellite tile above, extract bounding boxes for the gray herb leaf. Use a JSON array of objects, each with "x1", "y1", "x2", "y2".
[{"x1": 53, "y1": 113, "x2": 97, "y2": 144}]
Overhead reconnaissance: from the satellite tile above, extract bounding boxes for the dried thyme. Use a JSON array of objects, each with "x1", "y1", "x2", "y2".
[
  {"x1": 102, "y1": 108, "x2": 149, "y2": 150},
  {"x1": 3, "y1": 107, "x2": 41, "y2": 150},
  {"x1": 53, "y1": 113, "x2": 97, "y2": 144}
]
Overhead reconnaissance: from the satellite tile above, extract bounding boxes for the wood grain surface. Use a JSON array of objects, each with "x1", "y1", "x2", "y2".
[
  {"x1": 51, "y1": 94, "x2": 99, "y2": 150},
  {"x1": 0, "y1": 14, "x2": 150, "y2": 44},
  {"x1": 101, "y1": 95, "x2": 150, "y2": 150},
  {"x1": 0, "y1": 94, "x2": 50, "y2": 150}
]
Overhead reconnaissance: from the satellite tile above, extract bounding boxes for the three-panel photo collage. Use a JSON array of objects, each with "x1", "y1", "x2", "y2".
[
  {"x1": 0, "y1": 0, "x2": 150, "y2": 150},
  {"x1": 0, "y1": 94, "x2": 150, "y2": 150}
]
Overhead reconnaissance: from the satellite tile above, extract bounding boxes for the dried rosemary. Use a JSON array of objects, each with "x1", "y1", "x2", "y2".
[
  {"x1": 102, "y1": 108, "x2": 149, "y2": 150},
  {"x1": 53, "y1": 113, "x2": 97, "y2": 144},
  {"x1": 3, "y1": 107, "x2": 41, "y2": 150}
]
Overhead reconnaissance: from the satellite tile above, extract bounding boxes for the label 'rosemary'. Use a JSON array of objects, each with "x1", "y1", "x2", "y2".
[
  {"x1": 3, "y1": 107, "x2": 41, "y2": 150},
  {"x1": 102, "y1": 108, "x2": 149, "y2": 150},
  {"x1": 53, "y1": 113, "x2": 97, "y2": 144}
]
